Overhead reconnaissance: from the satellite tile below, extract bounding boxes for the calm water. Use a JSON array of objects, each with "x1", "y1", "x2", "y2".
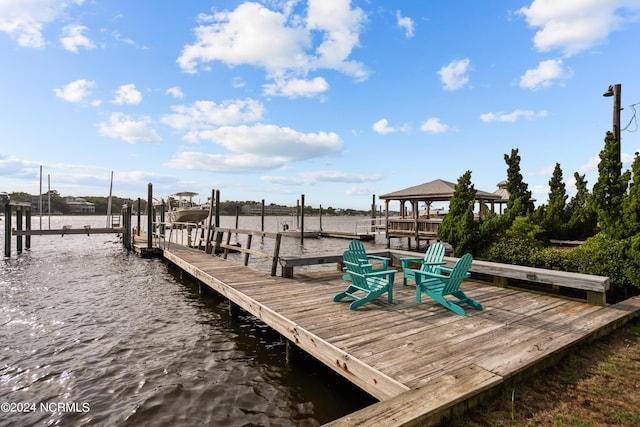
[{"x1": 0, "y1": 215, "x2": 402, "y2": 427}]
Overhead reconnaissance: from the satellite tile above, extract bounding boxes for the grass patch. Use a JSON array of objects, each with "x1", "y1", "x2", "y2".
[{"x1": 456, "y1": 317, "x2": 640, "y2": 426}]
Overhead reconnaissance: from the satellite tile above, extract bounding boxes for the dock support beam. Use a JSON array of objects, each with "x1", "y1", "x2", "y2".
[{"x1": 285, "y1": 339, "x2": 300, "y2": 365}]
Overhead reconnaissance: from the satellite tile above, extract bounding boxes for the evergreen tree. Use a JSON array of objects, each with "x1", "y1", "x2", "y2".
[
  {"x1": 437, "y1": 170, "x2": 478, "y2": 256},
  {"x1": 622, "y1": 152, "x2": 640, "y2": 238},
  {"x1": 504, "y1": 148, "x2": 534, "y2": 221},
  {"x1": 592, "y1": 131, "x2": 630, "y2": 238},
  {"x1": 542, "y1": 163, "x2": 568, "y2": 239},
  {"x1": 565, "y1": 172, "x2": 597, "y2": 239}
]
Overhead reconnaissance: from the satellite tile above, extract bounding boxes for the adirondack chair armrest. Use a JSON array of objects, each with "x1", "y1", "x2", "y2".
[
  {"x1": 412, "y1": 269, "x2": 447, "y2": 281},
  {"x1": 433, "y1": 266, "x2": 471, "y2": 278},
  {"x1": 364, "y1": 269, "x2": 398, "y2": 278},
  {"x1": 434, "y1": 266, "x2": 453, "y2": 275},
  {"x1": 400, "y1": 257, "x2": 423, "y2": 268},
  {"x1": 344, "y1": 261, "x2": 373, "y2": 270}
]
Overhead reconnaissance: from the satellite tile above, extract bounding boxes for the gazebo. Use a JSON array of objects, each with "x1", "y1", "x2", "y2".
[{"x1": 379, "y1": 179, "x2": 503, "y2": 249}]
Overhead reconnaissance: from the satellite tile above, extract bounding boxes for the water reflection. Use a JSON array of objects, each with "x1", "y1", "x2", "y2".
[{"x1": 1, "y1": 216, "x2": 376, "y2": 426}]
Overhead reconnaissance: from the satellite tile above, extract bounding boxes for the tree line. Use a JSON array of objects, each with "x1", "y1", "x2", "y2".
[{"x1": 438, "y1": 131, "x2": 640, "y2": 290}]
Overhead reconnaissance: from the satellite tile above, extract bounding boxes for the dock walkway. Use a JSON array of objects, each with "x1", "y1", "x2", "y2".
[{"x1": 160, "y1": 243, "x2": 640, "y2": 426}]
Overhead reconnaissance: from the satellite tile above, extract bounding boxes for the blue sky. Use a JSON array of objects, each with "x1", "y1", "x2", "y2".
[{"x1": 1, "y1": 0, "x2": 639, "y2": 210}]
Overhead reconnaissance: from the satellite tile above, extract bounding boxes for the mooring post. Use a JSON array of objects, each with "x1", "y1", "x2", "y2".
[
  {"x1": 300, "y1": 194, "x2": 305, "y2": 246},
  {"x1": 4, "y1": 203, "x2": 11, "y2": 257},
  {"x1": 147, "y1": 183, "x2": 153, "y2": 250},
  {"x1": 205, "y1": 189, "x2": 215, "y2": 254},
  {"x1": 136, "y1": 198, "x2": 141, "y2": 236},
  {"x1": 25, "y1": 207, "x2": 31, "y2": 250},
  {"x1": 261, "y1": 199, "x2": 265, "y2": 232},
  {"x1": 215, "y1": 189, "x2": 220, "y2": 228},
  {"x1": 121, "y1": 204, "x2": 128, "y2": 250},
  {"x1": 16, "y1": 206, "x2": 23, "y2": 254}
]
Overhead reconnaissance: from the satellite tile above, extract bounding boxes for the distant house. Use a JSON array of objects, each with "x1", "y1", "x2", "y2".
[
  {"x1": 65, "y1": 196, "x2": 96, "y2": 214},
  {"x1": 30, "y1": 194, "x2": 51, "y2": 213},
  {"x1": 240, "y1": 204, "x2": 296, "y2": 215}
]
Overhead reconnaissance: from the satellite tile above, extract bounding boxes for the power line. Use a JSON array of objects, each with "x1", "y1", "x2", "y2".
[{"x1": 622, "y1": 102, "x2": 638, "y2": 133}]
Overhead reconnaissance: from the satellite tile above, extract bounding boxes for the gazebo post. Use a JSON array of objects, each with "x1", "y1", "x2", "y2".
[{"x1": 385, "y1": 199, "x2": 390, "y2": 248}]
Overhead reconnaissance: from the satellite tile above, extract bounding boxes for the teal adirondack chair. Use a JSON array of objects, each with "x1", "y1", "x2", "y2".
[
  {"x1": 413, "y1": 253, "x2": 482, "y2": 316},
  {"x1": 400, "y1": 242, "x2": 446, "y2": 286},
  {"x1": 334, "y1": 250, "x2": 397, "y2": 310},
  {"x1": 342, "y1": 240, "x2": 390, "y2": 280}
]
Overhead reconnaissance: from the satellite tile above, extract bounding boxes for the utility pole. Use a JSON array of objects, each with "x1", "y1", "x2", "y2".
[{"x1": 603, "y1": 83, "x2": 622, "y2": 163}]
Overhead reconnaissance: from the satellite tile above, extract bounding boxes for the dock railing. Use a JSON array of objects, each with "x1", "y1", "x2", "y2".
[
  {"x1": 354, "y1": 217, "x2": 385, "y2": 235},
  {"x1": 212, "y1": 228, "x2": 282, "y2": 276}
]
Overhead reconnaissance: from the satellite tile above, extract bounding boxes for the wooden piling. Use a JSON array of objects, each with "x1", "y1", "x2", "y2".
[
  {"x1": 16, "y1": 206, "x2": 23, "y2": 253},
  {"x1": 147, "y1": 183, "x2": 153, "y2": 250},
  {"x1": 300, "y1": 194, "x2": 305, "y2": 246},
  {"x1": 205, "y1": 189, "x2": 216, "y2": 254},
  {"x1": 4, "y1": 203, "x2": 11, "y2": 257}
]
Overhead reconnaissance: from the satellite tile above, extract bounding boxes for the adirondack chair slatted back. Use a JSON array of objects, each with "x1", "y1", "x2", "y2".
[
  {"x1": 347, "y1": 240, "x2": 368, "y2": 262},
  {"x1": 421, "y1": 242, "x2": 445, "y2": 273},
  {"x1": 401, "y1": 242, "x2": 445, "y2": 286},
  {"x1": 335, "y1": 250, "x2": 396, "y2": 309},
  {"x1": 442, "y1": 253, "x2": 473, "y2": 294},
  {"x1": 343, "y1": 250, "x2": 371, "y2": 289}
]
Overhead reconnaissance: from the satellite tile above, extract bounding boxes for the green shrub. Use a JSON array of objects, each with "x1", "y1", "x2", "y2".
[
  {"x1": 482, "y1": 237, "x2": 542, "y2": 266},
  {"x1": 567, "y1": 233, "x2": 640, "y2": 288},
  {"x1": 481, "y1": 233, "x2": 640, "y2": 289}
]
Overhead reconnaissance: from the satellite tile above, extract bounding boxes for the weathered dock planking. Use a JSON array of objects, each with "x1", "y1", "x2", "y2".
[{"x1": 157, "y1": 243, "x2": 640, "y2": 426}]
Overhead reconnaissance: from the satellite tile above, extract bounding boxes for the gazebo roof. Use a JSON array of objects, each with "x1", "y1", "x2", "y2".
[{"x1": 379, "y1": 179, "x2": 502, "y2": 202}]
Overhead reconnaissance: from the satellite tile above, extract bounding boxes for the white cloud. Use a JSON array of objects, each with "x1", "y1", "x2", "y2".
[
  {"x1": 372, "y1": 119, "x2": 397, "y2": 135},
  {"x1": 263, "y1": 76, "x2": 329, "y2": 97},
  {"x1": 112, "y1": 84, "x2": 142, "y2": 105},
  {"x1": 161, "y1": 98, "x2": 265, "y2": 130},
  {"x1": 0, "y1": 0, "x2": 84, "y2": 48},
  {"x1": 396, "y1": 10, "x2": 415, "y2": 38},
  {"x1": 60, "y1": 24, "x2": 95, "y2": 53},
  {"x1": 518, "y1": 0, "x2": 640, "y2": 56},
  {"x1": 0, "y1": 154, "x2": 41, "y2": 179},
  {"x1": 519, "y1": 59, "x2": 571, "y2": 89},
  {"x1": 480, "y1": 109, "x2": 549, "y2": 123},
  {"x1": 262, "y1": 170, "x2": 383, "y2": 186},
  {"x1": 177, "y1": 0, "x2": 368, "y2": 92},
  {"x1": 192, "y1": 124, "x2": 343, "y2": 161},
  {"x1": 53, "y1": 79, "x2": 96, "y2": 103},
  {"x1": 420, "y1": 118, "x2": 450, "y2": 134},
  {"x1": 438, "y1": 58, "x2": 471, "y2": 90},
  {"x1": 166, "y1": 87, "x2": 184, "y2": 99},
  {"x1": 97, "y1": 113, "x2": 161, "y2": 144},
  {"x1": 167, "y1": 151, "x2": 284, "y2": 174}
]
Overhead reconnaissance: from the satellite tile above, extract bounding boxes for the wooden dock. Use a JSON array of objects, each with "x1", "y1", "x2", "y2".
[{"x1": 151, "y1": 242, "x2": 640, "y2": 426}]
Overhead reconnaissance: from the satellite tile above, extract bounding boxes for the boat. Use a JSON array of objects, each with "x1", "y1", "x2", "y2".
[{"x1": 167, "y1": 192, "x2": 210, "y2": 224}]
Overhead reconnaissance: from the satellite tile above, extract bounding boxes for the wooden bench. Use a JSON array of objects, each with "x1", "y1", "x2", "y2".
[
  {"x1": 279, "y1": 251, "x2": 392, "y2": 278},
  {"x1": 467, "y1": 258, "x2": 610, "y2": 306},
  {"x1": 390, "y1": 251, "x2": 610, "y2": 306}
]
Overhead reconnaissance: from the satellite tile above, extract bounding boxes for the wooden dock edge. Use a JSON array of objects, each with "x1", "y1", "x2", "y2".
[
  {"x1": 325, "y1": 364, "x2": 502, "y2": 427},
  {"x1": 162, "y1": 248, "x2": 410, "y2": 401},
  {"x1": 326, "y1": 296, "x2": 640, "y2": 426}
]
